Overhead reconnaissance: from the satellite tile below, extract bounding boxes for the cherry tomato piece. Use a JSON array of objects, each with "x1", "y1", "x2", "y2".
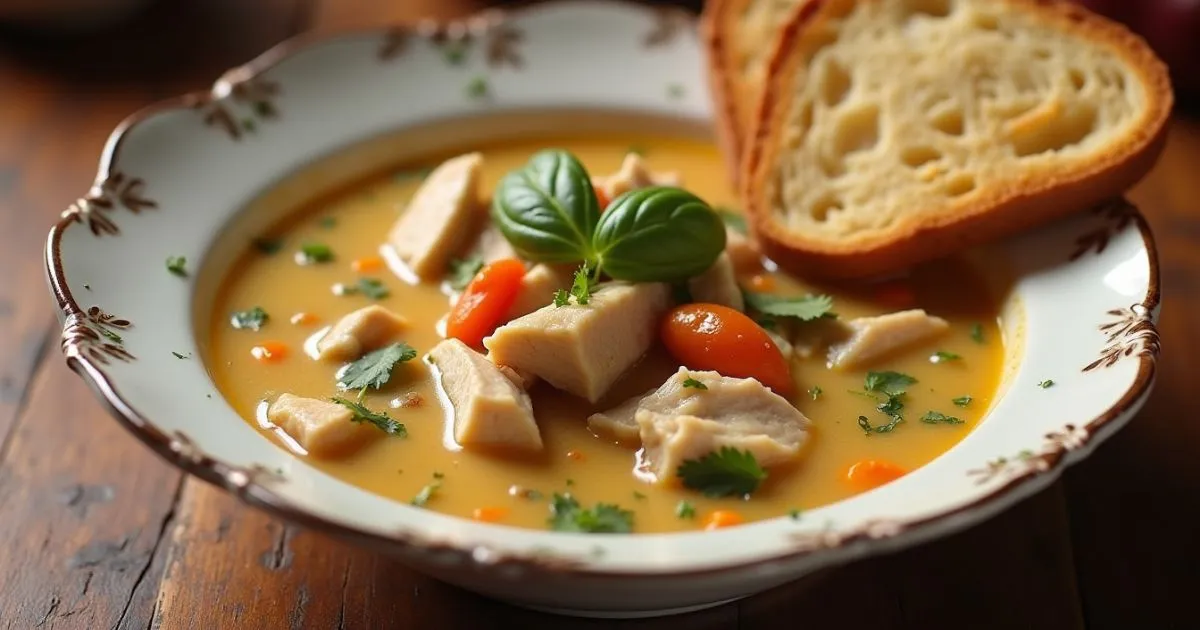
[
  {"x1": 660, "y1": 303, "x2": 794, "y2": 396},
  {"x1": 446, "y1": 258, "x2": 526, "y2": 348}
]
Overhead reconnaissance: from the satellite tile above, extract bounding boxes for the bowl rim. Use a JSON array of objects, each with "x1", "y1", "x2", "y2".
[{"x1": 43, "y1": 0, "x2": 1161, "y2": 579}]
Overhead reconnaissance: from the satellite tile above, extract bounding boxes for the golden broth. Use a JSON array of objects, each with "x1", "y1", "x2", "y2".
[{"x1": 205, "y1": 134, "x2": 1005, "y2": 533}]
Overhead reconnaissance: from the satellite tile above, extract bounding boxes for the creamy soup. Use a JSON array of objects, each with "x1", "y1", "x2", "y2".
[{"x1": 205, "y1": 133, "x2": 1004, "y2": 534}]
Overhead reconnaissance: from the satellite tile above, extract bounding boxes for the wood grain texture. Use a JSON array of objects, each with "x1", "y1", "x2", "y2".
[{"x1": 0, "y1": 0, "x2": 1198, "y2": 627}]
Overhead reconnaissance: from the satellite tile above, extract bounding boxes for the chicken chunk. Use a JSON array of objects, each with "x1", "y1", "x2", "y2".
[
  {"x1": 504, "y1": 264, "x2": 576, "y2": 321},
  {"x1": 316, "y1": 305, "x2": 409, "y2": 362},
  {"x1": 429, "y1": 339, "x2": 541, "y2": 452},
  {"x1": 591, "y1": 153, "x2": 682, "y2": 201},
  {"x1": 687, "y1": 252, "x2": 744, "y2": 311},
  {"x1": 828, "y1": 309, "x2": 950, "y2": 369},
  {"x1": 483, "y1": 282, "x2": 671, "y2": 403},
  {"x1": 586, "y1": 389, "x2": 654, "y2": 443},
  {"x1": 724, "y1": 226, "x2": 762, "y2": 272},
  {"x1": 267, "y1": 394, "x2": 375, "y2": 458},
  {"x1": 387, "y1": 152, "x2": 483, "y2": 281},
  {"x1": 633, "y1": 368, "x2": 810, "y2": 484}
]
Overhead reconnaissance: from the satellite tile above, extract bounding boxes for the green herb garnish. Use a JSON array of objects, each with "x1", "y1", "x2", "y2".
[
  {"x1": 411, "y1": 471, "x2": 444, "y2": 506},
  {"x1": 318, "y1": 216, "x2": 336, "y2": 229},
  {"x1": 98, "y1": 328, "x2": 122, "y2": 343},
  {"x1": 970, "y1": 323, "x2": 985, "y2": 344},
  {"x1": 356, "y1": 277, "x2": 390, "y2": 300},
  {"x1": 570, "y1": 263, "x2": 594, "y2": 305},
  {"x1": 952, "y1": 395, "x2": 973, "y2": 407},
  {"x1": 548, "y1": 493, "x2": 634, "y2": 533},
  {"x1": 171, "y1": 352, "x2": 189, "y2": 359},
  {"x1": 442, "y1": 41, "x2": 469, "y2": 65},
  {"x1": 230, "y1": 307, "x2": 269, "y2": 331},
  {"x1": 253, "y1": 238, "x2": 283, "y2": 254},
  {"x1": 1038, "y1": 379, "x2": 1055, "y2": 389},
  {"x1": 921, "y1": 411, "x2": 964, "y2": 425},
  {"x1": 858, "y1": 414, "x2": 903, "y2": 435},
  {"x1": 446, "y1": 256, "x2": 484, "y2": 291},
  {"x1": 682, "y1": 377, "x2": 708, "y2": 390},
  {"x1": 931, "y1": 350, "x2": 961, "y2": 363},
  {"x1": 864, "y1": 371, "x2": 917, "y2": 395},
  {"x1": 331, "y1": 397, "x2": 407, "y2": 436},
  {"x1": 675, "y1": 500, "x2": 696, "y2": 520},
  {"x1": 491, "y1": 150, "x2": 725, "y2": 283},
  {"x1": 166, "y1": 255, "x2": 187, "y2": 277},
  {"x1": 744, "y1": 292, "x2": 834, "y2": 322},
  {"x1": 337, "y1": 343, "x2": 417, "y2": 395},
  {"x1": 676, "y1": 447, "x2": 767, "y2": 498},
  {"x1": 632, "y1": 491, "x2": 646, "y2": 500},
  {"x1": 552, "y1": 289, "x2": 570, "y2": 307},
  {"x1": 808, "y1": 385, "x2": 823, "y2": 400},
  {"x1": 788, "y1": 508, "x2": 803, "y2": 521},
  {"x1": 466, "y1": 76, "x2": 489, "y2": 99},
  {"x1": 877, "y1": 394, "x2": 904, "y2": 416},
  {"x1": 298, "y1": 242, "x2": 333, "y2": 264}
]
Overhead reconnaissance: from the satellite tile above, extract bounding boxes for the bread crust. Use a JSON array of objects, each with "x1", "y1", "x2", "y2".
[
  {"x1": 742, "y1": 0, "x2": 1174, "y2": 281},
  {"x1": 700, "y1": 0, "x2": 748, "y2": 185}
]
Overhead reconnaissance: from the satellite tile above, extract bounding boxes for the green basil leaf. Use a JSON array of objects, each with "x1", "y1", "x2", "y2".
[
  {"x1": 592, "y1": 186, "x2": 726, "y2": 282},
  {"x1": 491, "y1": 150, "x2": 600, "y2": 264}
]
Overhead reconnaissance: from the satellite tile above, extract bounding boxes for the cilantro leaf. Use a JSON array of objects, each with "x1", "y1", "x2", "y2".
[
  {"x1": 298, "y1": 242, "x2": 333, "y2": 264},
  {"x1": 808, "y1": 385, "x2": 823, "y2": 400},
  {"x1": 411, "y1": 471, "x2": 444, "y2": 506},
  {"x1": 863, "y1": 371, "x2": 917, "y2": 395},
  {"x1": 98, "y1": 328, "x2": 122, "y2": 343},
  {"x1": 931, "y1": 350, "x2": 961, "y2": 363},
  {"x1": 952, "y1": 395, "x2": 973, "y2": 407},
  {"x1": 1038, "y1": 379, "x2": 1055, "y2": 389},
  {"x1": 676, "y1": 447, "x2": 767, "y2": 498},
  {"x1": 970, "y1": 323, "x2": 985, "y2": 344},
  {"x1": 715, "y1": 207, "x2": 747, "y2": 235},
  {"x1": 230, "y1": 307, "x2": 269, "y2": 331},
  {"x1": 446, "y1": 256, "x2": 484, "y2": 291},
  {"x1": 570, "y1": 263, "x2": 594, "y2": 305},
  {"x1": 744, "y1": 292, "x2": 834, "y2": 322},
  {"x1": 682, "y1": 377, "x2": 708, "y2": 390},
  {"x1": 858, "y1": 414, "x2": 904, "y2": 435},
  {"x1": 877, "y1": 394, "x2": 905, "y2": 416},
  {"x1": 337, "y1": 343, "x2": 416, "y2": 392},
  {"x1": 675, "y1": 500, "x2": 696, "y2": 520},
  {"x1": 356, "y1": 277, "x2": 390, "y2": 300},
  {"x1": 552, "y1": 289, "x2": 570, "y2": 307},
  {"x1": 548, "y1": 493, "x2": 634, "y2": 533},
  {"x1": 166, "y1": 255, "x2": 187, "y2": 277},
  {"x1": 921, "y1": 411, "x2": 964, "y2": 425},
  {"x1": 253, "y1": 237, "x2": 283, "y2": 255},
  {"x1": 330, "y1": 397, "x2": 407, "y2": 436}
]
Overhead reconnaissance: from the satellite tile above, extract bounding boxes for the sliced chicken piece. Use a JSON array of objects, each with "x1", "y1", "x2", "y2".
[
  {"x1": 828, "y1": 309, "x2": 950, "y2": 369},
  {"x1": 688, "y1": 252, "x2": 744, "y2": 311},
  {"x1": 463, "y1": 221, "x2": 519, "y2": 265},
  {"x1": 504, "y1": 263, "x2": 576, "y2": 321},
  {"x1": 724, "y1": 226, "x2": 762, "y2": 272},
  {"x1": 483, "y1": 282, "x2": 671, "y2": 403},
  {"x1": 267, "y1": 394, "x2": 375, "y2": 458},
  {"x1": 317, "y1": 305, "x2": 408, "y2": 362},
  {"x1": 429, "y1": 339, "x2": 541, "y2": 452},
  {"x1": 591, "y1": 153, "x2": 682, "y2": 202},
  {"x1": 633, "y1": 368, "x2": 811, "y2": 484},
  {"x1": 497, "y1": 364, "x2": 539, "y2": 391},
  {"x1": 387, "y1": 152, "x2": 483, "y2": 281},
  {"x1": 587, "y1": 389, "x2": 654, "y2": 443}
]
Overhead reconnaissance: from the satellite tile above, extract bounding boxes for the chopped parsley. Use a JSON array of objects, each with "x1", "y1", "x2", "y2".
[
  {"x1": 356, "y1": 278, "x2": 389, "y2": 300},
  {"x1": 554, "y1": 263, "x2": 596, "y2": 307},
  {"x1": 970, "y1": 323, "x2": 985, "y2": 344},
  {"x1": 1038, "y1": 379, "x2": 1055, "y2": 389},
  {"x1": 858, "y1": 414, "x2": 903, "y2": 435},
  {"x1": 330, "y1": 397, "x2": 407, "y2": 436},
  {"x1": 675, "y1": 500, "x2": 696, "y2": 520},
  {"x1": 876, "y1": 394, "x2": 904, "y2": 416},
  {"x1": 411, "y1": 471, "x2": 444, "y2": 506},
  {"x1": 920, "y1": 411, "x2": 964, "y2": 425},
  {"x1": 446, "y1": 256, "x2": 484, "y2": 291},
  {"x1": 788, "y1": 508, "x2": 803, "y2": 521},
  {"x1": 298, "y1": 242, "x2": 333, "y2": 264},
  {"x1": 166, "y1": 255, "x2": 187, "y2": 277},
  {"x1": 337, "y1": 342, "x2": 417, "y2": 395},
  {"x1": 952, "y1": 395, "x2": 973, "y2": 407},
  {"x1": 864, "y1": 371, "x2": 917, "y2": 395},
  {"x1": 715, "y1": 207, "x2": 747, "y2": 235},
  {"x1": 465, "y1": 76, "x2": 489, "y2": 99},
  {"x1": 930, "y1": 350, "x2": 961, "y2": 363},
  {"x1": 808, "y1": 385, "x2": 823, "y2": 400},
  {"x1": 98, "y1": 328, "x2": 122, "y2": 343},
  {"x1": 552, "y1": 290, "x2": 570, "y2": 307},
  {"x1": 442, "y1": 41, "x2": 469, "y2": 65},
  {"x1": 744, "y1": 292, "x2": 834, "y2": 322},
  {"x1": 548, "y1": 493, "x2": 634, "y2": 533},
  {"x1": 230, "y1": 307, "x2": 269, "y2": 331},
  {"x1": 253, "y1": 237, "x2": 283, "y2": 255},
  {"x1": 676, "y1": 447, "x2": 767, "y2": 498},
  {"x1": 171, "y1": 351, "x2": 190, "y2": 359},
  {"x1": 682, "y1": 377, "x2": 708, "y2": 390}
]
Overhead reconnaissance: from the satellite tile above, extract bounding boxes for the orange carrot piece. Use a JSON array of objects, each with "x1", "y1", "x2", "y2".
[
  {"x1": 251, "y1": 341, "x2": 288, "y2": 363},
  {"x1": 446, "y1": 258, "x2": 526, "y2": 348},
  {"x1": 472, "y1": 506, "x2": 509, "y2": 523},
  {"x1": 661, "y1": 303, "x2": 794, "y2": 396},
  {"x1": 289, "y1": 312, "x2": 319, "y2": 326},
  {"x1": 747, "y1": 274, "x2": 776, "y2": 292},
  {"x1": 846, "y1": 459, "x2": 908, "y2": 491},
  {"x1": 566, "y1": 450, "x2": 586, "y2": 461},
  {"x1": 351, "y1": 255, "x2": 384, "y2": 273},
  {"x1": 703, "y1": 510, "x2": 745, "y2": 530}
]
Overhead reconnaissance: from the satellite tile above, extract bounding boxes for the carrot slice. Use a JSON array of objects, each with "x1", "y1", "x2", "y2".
[
  {"x1": 661, "y1": 303, "x2": 794, "y2": 396},
  {"x1": 566, "y1": 450, "x2": 586, "y2": 461},
  {"x1": 703, "y1": 510, "x2": 745, "y2": 530},
  {"x1": 251, "y1": 341, "x2": 288, "y2": 363},
  {"x1": 446, "y1": 258, "x2": 526, "y2": 348},
  {"x1": 289, "y1": 312, "x2": 319, "y2": 326},
  {"x1": 472, "y1": 506, "x2": 509, "y2": 523},
  {"x1": 846, "y1": 459, "x2": 907, "y2": 491},
  {"x1": 351, "y1": 255, "x2": 384, "y2": 273}
]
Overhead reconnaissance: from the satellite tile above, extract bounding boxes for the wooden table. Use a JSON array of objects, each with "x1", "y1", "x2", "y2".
[{"x1": 1, "y1": 1, "x2": 1197, "y2": 628}]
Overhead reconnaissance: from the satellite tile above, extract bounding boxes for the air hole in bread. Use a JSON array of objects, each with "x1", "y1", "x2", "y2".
[
  {"x1": 831, "y1": 104, "x2": 881, "y2": 160},
  {"x1": 972, "y1": 12, "x2": 999, "y2": 31},
  {"x1": 901, "y1": 146, "x2": 942, "y2": 167},
  {"x1": 931, "y1": 108, "x2": 964, "y2": 136},
  {"x1": 1009, "y1": 103, "x2": 1097, "y2": 157},
  {"x1": 944, "y1": 174, "x2": 976, "y2": 197},
  {"x1": 1032, "y1": 47, "x2": 1052, "y2": 60},
  {"x1": 821, "y1": 59, "x2": 853, "y2": 106},
  {"x1": 810, "y1": 195, "x2": 843, "y2": 222},
  {"x1": 901, "y1": 0, "x2": 952, "y2": 20},
  {"x1": 1069, "y1": 68, "x2": 1087, "y2": 91}
]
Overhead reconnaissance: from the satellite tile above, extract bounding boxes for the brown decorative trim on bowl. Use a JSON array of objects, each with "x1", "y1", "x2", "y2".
[
  {"x1": 643, "y1": 6, "x2": 693, "y2": 48},
  {"x1": 43, "y1": 0, "x2": 1163, "y2": 582},
  {"x1": 196, "y1": 73, "x2": 281, "y2": 140},
  {"x1": 61, "y1": 171, "x2": 156, "y2": 237},
  {"x1": 1070, "y1": 198, "x2": 1138, "y2": 260},
  {"x1": 1085, "y1": 303, "x2": 1161, "y2": 372},
  {"x1": 379, "y1": 11, "x2": 524, "y2": 69},
  {"x1": 61, "y1": 306, "x2": 134, "y2": 364}
]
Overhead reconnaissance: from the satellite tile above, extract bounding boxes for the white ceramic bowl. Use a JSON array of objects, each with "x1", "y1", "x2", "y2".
[{"x1": 44, "y1": 0, "x2": 1160, "y2": 618}]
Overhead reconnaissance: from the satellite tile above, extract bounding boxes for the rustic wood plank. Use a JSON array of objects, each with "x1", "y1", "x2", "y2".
[{"x1": 1061, "y1": 117, "x2": 1200, "y2": 630}]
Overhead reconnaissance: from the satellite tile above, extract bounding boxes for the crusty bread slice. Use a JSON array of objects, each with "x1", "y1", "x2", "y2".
[
  {"x1": 742, "y1": 0, "x2": 1173, "y2": 280},
  {"x1": 701, "y1": 0, "x2": 811, "y2": 183}
]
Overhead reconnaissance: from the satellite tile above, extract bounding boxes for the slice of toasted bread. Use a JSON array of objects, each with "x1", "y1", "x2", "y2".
[
  {"x1": 742, "y1": 0, "x2": 1172, "y2": 280},
  {"x1": 701, "y1": 0, "x2": 812, "y2": 183}
]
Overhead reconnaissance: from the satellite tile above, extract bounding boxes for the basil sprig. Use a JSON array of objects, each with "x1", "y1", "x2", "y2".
[{"x1": 491, "y1": 150, "x2": 726, "y2": 283}]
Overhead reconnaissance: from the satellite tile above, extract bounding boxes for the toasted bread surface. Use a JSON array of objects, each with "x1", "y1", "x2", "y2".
[{"x1": 742, "y1": 0, "x2": 1173, "y2": 280}]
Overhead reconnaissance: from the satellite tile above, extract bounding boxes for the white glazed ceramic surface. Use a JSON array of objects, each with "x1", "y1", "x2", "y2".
[{"x1": 44, "y1": 0, "x2": 1159, "y2": 617}]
